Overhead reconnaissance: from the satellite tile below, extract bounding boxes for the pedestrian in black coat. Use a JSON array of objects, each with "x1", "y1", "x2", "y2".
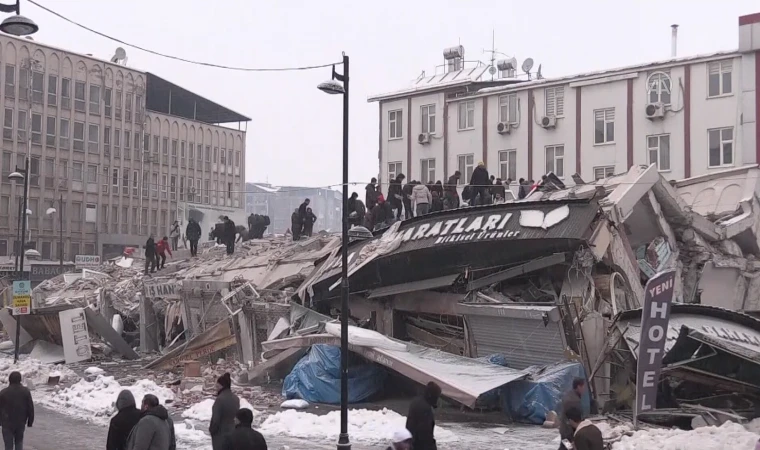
[
  {"x1": 387, "y1": 174, "x2": 405, "y2": 220},
  {"x1": 185, "y1": 219, "x2": 202, "y2": 257},
  {"x1": 303, "y1": 208, "x2": 317, "y2": 237},
  {"x1": 0, "y1": 371, "x2": 34, "y2": 450},
  {"x1": 210, "y1": 373, "x2": 240, "y2": 450},
  {"x1": 405, "y1": 381, "x2": 441, "y2": 450},
  {"x1": 221, "y1": 408, "x2": 268, "y2": 450},
  {"x1": 144, "y1": 235, "x2": 157, "y2": 274},
  {"x1": 365, "y1": 178, "x2": 378, "y2": 210},
  {"x1": 223, "y1": 216, "x2": 236, "y2": 255},
  {"x1": 291, "y1": 209, "x2": 302, "y2": 241},
  {"x1": 469, "y1": 162, "x2": 490, "y2": 206},
  {"x1": 107, "y1": 390, "x2": 142, "y2": 450}
]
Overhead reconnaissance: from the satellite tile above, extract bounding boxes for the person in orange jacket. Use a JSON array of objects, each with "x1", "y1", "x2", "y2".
[{"x1": 155, "y1": 236, "x2": 173, "y2": 270}]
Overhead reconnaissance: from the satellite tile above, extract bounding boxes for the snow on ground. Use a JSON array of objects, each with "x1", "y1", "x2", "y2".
[
  {"x1": 0, "y1": 357, "x2": 77, "y2": 386},
  {"x1": 612, "y1": 421, "x2": 759, "y2": 450},
  {"x1": 41, "y1": 375, "x2": 174, "y2": 422},
  {"x1": 181, "y1": 397, "x2": 257, "y2": 422},
  {"x1": 259, "y1": 408, "x2": 459, "y2": 445}
]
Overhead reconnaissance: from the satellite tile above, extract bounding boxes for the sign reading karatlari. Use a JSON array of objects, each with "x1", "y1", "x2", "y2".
[{"x1": 12, "y1": 280, "x2": 31, "y2": 315}]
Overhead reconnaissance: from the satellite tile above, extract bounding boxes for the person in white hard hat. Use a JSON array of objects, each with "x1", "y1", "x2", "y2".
[{"x1": 385, "y1": 429, "x2": 413, "y2": 450}]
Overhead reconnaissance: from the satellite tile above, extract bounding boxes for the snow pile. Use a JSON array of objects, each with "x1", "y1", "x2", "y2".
[
  {"x1": 612, "y1": 421, "x2": 759, "y2": 450},
  {"x1": 596, "y1": 421, "x2": 633, "y2": 441},
  {"x1": 84, "y1": 367, "x2": 104, "y2": 375},
  {"x1": 0, "y1": 357, "x2": 77, "y2": 386},
  {"x1": 746, "y1": 418, "x2": 760, "y2": 434},
  {"x1": 174, "y1": 420, "x2": 212, "y2": 450},
  {"x1": 182, "y1": 398, "x2": 256, "y2": 422},
  {"x1": 42, "y1": 375, "x2": 174, "y2": 421},
  {"x1": 259, "y1": 408, "x2": 458, "y2": 444}
]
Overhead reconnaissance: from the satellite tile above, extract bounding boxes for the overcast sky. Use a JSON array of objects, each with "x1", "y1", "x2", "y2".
[{"x1": 22, "y1": 0, "x2": 760, "y2": 192}]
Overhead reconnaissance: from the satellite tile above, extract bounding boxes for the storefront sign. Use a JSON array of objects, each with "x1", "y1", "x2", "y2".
[
  {"x1": 11, "y1": 280, "x2": 31, "y2": 315},
  {"x1": 634, "y1": 269, "x2": 676, "y2": 428},
  {"x1": 59, "y1": 308, "x2": 92, "y2": 363},
  {"x1": 75, "y1": 255, "x2": 101, "y2": 268},
  {"x1": 30, "y1": 264, "x2": 75, "y2": 282},
  {"x1": 144, "y1": 281, "x2": 181, "y2": 300}
]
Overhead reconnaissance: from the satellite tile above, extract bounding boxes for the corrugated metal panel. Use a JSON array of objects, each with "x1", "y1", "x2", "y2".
[
  {"x1": 367, "y1": 274, "x2": 460, "y2": 298},
  {"x1": 466, "y1": 315, "x2": 565, "y2": 370}
]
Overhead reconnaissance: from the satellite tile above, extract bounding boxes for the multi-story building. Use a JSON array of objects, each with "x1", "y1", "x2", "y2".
[
  {"x1": 0, "y1": 35, "x2": 249, "y2": 260},
  {"x1": 369, "y1": 12, "x2": 760, "y2": 195},
  {"x1": 246, "y1": 183, "x2": 341, "y2": 234}
]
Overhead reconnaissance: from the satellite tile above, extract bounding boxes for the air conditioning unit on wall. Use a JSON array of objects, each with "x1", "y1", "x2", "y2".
[
  {"x1": 540, "y1": 116, "x2": 557, "y2": 129},
  {"x1": 645, "y1": 103, "x2": 666, "y2": 120},
  {"x1": 496, "y1": 122, "x2": 512, "y2": 134},
  {"x1": 418, "y1": 133, "x2": 431, "y2": 144}
]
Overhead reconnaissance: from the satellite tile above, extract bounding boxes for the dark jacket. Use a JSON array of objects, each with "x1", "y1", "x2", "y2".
[
  {"x1": 298, "y1": 202, "x2": 309, "y2": 220},
  {"x1": 387, "y1": 179, "x2": 403, "y2": 204},
  {"x1": 406, "y1": 396, "x2": 437, "y2": 450},
  {"x1": 572, "y1": 420, "x2": 604, "y2": 450},
  {"x1": 291, "y1": 212, "x2": 301, "y2": 228},
  {"x1": 186, "y1": 221, "x2": 201, "y2": 241},
  {"x1": 108, "y1": 392, "x2": 142, "y2": 450},
  {"x1": 445, "y1": 175, "x2": 459, "y2": 194},
  {"x1": 518, "y1": 183, "x2": 529, "y2": 199},
  {"x1": 369, "y1": 203, "x2": 391, "y2": 230},
  {"x1": 221, "y1": 425, "x2": 268, "y2": 450},
  {"x1": 470, "y1": 166, "x2": 490, "y2": 187},
  {"x1": 145, "y1": 237, "x2": 156, "y2": 258},
  {"x1": 224, "y1": 220, "x2": 237, "y2": 240},
  {"x1": 365, "y1": 183, "x2": 377, "y2": 208},
  {"x1": 210, "y1": 388, "x2": 240, "y2": 450},
  {"x1": 402, "y1": 183, "x2": 413, "y2": 201},
  {"x1": 126, "y1": 405, "x2": 176, "y2": 450},
  {"x1": 304, "y1": 211, "x2": 317, "y2": 229},
  {"x1": 0, "y1": 382, "x2": 34, "y2": 430},
  {"x1": 559, "y1": 390, "x2": 583, "y2": 441}
]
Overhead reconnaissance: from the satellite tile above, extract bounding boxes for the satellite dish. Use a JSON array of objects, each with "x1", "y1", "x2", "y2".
[
  {"x1": 522, "y1": 58, "x2": 534, "y2": 74},
  {"x1": 488, "y1": 66, "x2": 497, "y2": 75},
  {"x1": 115, "y1": 47, "x2": 127, "y2": 60},
  {"x1": 507, "y1": 57, "x2": 517, "y2": 70}
]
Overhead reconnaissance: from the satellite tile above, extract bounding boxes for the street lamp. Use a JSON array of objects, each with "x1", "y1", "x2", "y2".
[
  {"x1": 0, "y1": 1, "x2": 38, "y2": 36},
  {"x1": 8, "y1": 156, "x2": 29, "y2": 364},
  {"x1": 318, "y1": 53, "x2": 350, "y2": 450},
  {"x1": 46, "y1": 195, "x2": 63, "y2": 267}
]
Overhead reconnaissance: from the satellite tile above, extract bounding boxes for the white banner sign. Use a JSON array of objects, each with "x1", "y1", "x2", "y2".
[
  {"x1": 75, "y1": 255, "x2": 101, "y2": 268},
  {"x1": 59, "y1": 308, "x2": 92, "y2": 364},
  {"x1": 144, "y1": 281, "x2": 182, "y2": 300}
]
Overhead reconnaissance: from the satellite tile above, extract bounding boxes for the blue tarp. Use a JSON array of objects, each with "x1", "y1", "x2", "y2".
[
  {"x1": 475, "y1": 354, "x2": 510, "y2": 409},
  {"x1": 500, "y1": 362, "x2": 591, "y2": 424},
  {"x1": 282, "y1": 345, "x2": 387, "y2": 404}
]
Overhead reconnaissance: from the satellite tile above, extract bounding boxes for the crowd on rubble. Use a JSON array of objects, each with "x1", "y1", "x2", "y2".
[
  {"x1": 348, "y1": 161, "x2": 540, "y2": 231},
  {"x1": 289, "y1": 198, "x2": 318, "y2": 241}
]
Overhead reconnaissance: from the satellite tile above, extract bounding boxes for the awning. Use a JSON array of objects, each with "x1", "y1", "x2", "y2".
[{"x1": 367, "y1": 274, "x2": 461, "y2": 298}]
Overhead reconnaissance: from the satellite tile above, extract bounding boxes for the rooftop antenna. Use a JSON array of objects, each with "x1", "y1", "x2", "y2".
[{"x1": 522, "y1": 58, "x2": 534, "y2": 80}]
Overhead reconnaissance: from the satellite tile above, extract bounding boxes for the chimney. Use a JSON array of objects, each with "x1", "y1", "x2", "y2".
[{"x1": 671, "y1": 24, "x2": 678, "y2": 58}]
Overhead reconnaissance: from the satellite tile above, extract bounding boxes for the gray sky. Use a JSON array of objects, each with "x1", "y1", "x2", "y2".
[{"x1": 22, "y1": 0, "x2": 760, "y2": 192}]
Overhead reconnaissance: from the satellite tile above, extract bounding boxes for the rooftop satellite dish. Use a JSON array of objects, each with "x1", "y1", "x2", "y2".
[
  {"x1": 522, "y1": 58, "x2": 534, "y2": 74},
  {"x1": 111, "y1": 47, "x2": 127, "y2": 64}
]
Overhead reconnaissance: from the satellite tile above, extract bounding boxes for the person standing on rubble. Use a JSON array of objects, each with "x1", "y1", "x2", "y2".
[
  {"x1": 411, "y1": 181, "x2": 432, "y2": 216},
  {"x1": 126, "y1": 394, "x2": 176, "y2": 450},
  {"x1": 290, "y1": 209, "x2": 302, "y2": 241},
  {"x1": 402, "y1": 179, "x2": 414, "y2": 219},
  {"x1": 558, "y1": 378, "x2": 587, "y2": 450},
  {"x1": 444, "y1": 172, "x2": 461, "y2": 210},
  {"x1": 144, "y1": 235, "x2": 157, "y2": 274},
  {"x1": 220, "y1": 408, "x2": 267, "y2": 450},
  {"x1": 387, "y1": 173, "x2": 405, "y2": 220},
  {"x1": 223, "y1": 216, "x2": 237, "y2": 255},
  {"x1": 366, "y1": 177, "x2": 378, "y2": 210},
  {"x1": 298, "y1": 198, "x2": 311, "y2": 236},
  {"x1": 156, "y1": 236, "x2": 172, "y2": 270},
  {"x1": 108, "y1": 390, "x2": 142, "y2": 450},
  {"x1": 0, "y1": 371, "x2": 34, "y2": 450},
  {"x1": 169, "y1": 220, "x2": 181, "y2": 251},
  {"x1": 186, "y1": 218, "x2": 202, "y2": 257},
  {"x1": 469, "y1": 162, "x2": 490, "y2": 206},
  {"x1": 210, "y1": 373, "x2": 240, "y2": 450},
  {"x1": 303, "y1": 207, "x2": 317, "y2": 237},
  {"x1": 406, "y1": 381, "x2": 441, "y2": 450}
]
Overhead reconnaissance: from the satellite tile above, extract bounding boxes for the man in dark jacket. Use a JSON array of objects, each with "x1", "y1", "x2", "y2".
[
  {"x1": 303, "y1": 208, "x2": 317, "y2": 237},
  {"x1": 444, "y1": 172, "x2": 461, "y2": 210},
  {"x1": 185, "y1": 218, "x2": 202, "y2": 257},
  {"x1": 144, "y1": 235, "x2": 157, "y2": 274},
  {"x1": 108, "y1": 390, "x2": 142, "y2": 450},
  {"x1": 210, "y1": 373, "x2": 240, "y2": 450},
  {"x1": 517, "y1": 178, "x2": 528, "y2": 199},
  {"x1": 126, "y1": 394, "x2": 176, "y2": 450},
  {"x1": 223, "y1": 216, "x2": 236, "y2": 255},
  {"x1": 387, "y1": 174, "x2": 405, "y2": 220},
  {"x1": 469, "y1": 162, "x2": 490, "y2": 206},
  {"x1": 298, "y1": 198, "x2": 311, "y2": 235},
  {"x1": 290, "y1": 209, "x2": 301, "y2": 241},
  {"x1": 406, "y1": 381, "x2": 441, "y2": 450},
  {"x1": 565, "y1": 406, "x2": 603, "y2": 450},
  {"x1": 221, "y1": 408, "x2": 267, "y2": 450},
  {"x1": 247, "y1": 213, "x2": 256, "y2": 236},
  {"x1": 401, "y1": 181, "x2": 414, "y2": 219},
  {"x1": 365, "y1": 178, "x2": 378, "y2": 210},
  {"x1": 559, "y1": 378, "x2": 587, "y2": 450},
  {"x1": 368, "y1": 194, "x2": 393, "y2": 231},
  {"x1": 0, "y1": 371, "x2": 34, "y2": 450}
]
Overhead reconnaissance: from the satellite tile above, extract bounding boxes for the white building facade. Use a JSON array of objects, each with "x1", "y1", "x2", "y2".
[{"x1": 370, "y1": 13, "x2": 760, "y2": 195}]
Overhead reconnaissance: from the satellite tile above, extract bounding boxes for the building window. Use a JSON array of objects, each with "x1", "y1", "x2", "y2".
[
  {"x1": 498, "y1": 150, "x2": 517, "y2": 182},
  {"x1": 388, "y1": 161, "x2": 402, "y2": 182},
  {"x1": 162, "y1": 138, "x2": 169, "y2": 156},
  {"x1": 115, "y1": 90, "x2": 122, "y2": 119},
  {"x1": 151, "y1": 172, "x2": 158, "y2": 198},
  {"x1": 220, "y1": 147, "x2": 226, "y2": 165},
  {"x1": 647, "y1": 134, "x2": 671, "y2": 172},
  {"x1": 142, "y1": 172, "x2": 149, "y2": 197},
  {"x1": 114, "y1": 128, "x2": 121, "y2": 148},
  {"x1": 132, "y1": 170, "x2": 139, "y2": 196},
  {"x1": 84, "y1": 203, "x2": 96, "y2": 223},
  {"x1": 31, "y1": 113, "x2": 42, "y2": 144},
  {"x1": 72, "y1": 162, "x2": 83, "y2": 181},
  {"x1": 73, "y1": 121, "x2": 84, "y2": 151},
  {"x1": 88, "y1": 124, "x2": 99, "y2": 152},
  {"x1": 708, "y1": 60, "x2": 732, "y2": 97},
  {"x1": 46, "y1": 116, "x2": 56, "y2": 147},
  {"x1": 112, "y1": 168, "x2": 119, "y2": 189},
  {"x1": 708, "y1": 127, "x2": 734, "y2": 167},
  {"x1": 47, "y1": 74, "x2": 57, "y2": 106},
  {"x1": 122, "y1": 171, "x2": 129, "y2": 195},
  {"x1": 498, "y1": 94, "x2": 518, "y2": 124},
  {"x1": 388, "y1": 110, "x2": 403, "y2": 139},
  {"x1": 170, "y1": 175, "x2": 177, "y2": 200},
  {"x1": 161, "y1": 174, "x2": 168, "y2": 199},
  {"x1": 74, "y1": 81, "x2": 86, "y2": 112},
  {"x1": 17, "y1": 110, "x2": 26, "y2": 142},
  {"x1": 59, "y1": 159, "x2": 68, "y2": 180},
  {"x1": 205, "y1": 145, "x2": 211, "y2": 162},
  {"x1": 124, "y1": 130, "x2": 131, "y2": 149},
  {"x1": 61, "y1": 78, "x2": 71, "y2": 109},
  {"x1": 180, "y1": 141, "x2": 186, "y2": 160},
  {"x1": 2, "y1": 108, "x2": 11, "y2": 141},
  {"x1": 179, "y1": 177, "x2": 185, "y2": 201},
  {"x1": 457, "y1": 154, "x2": 474, "y2": 184},
  {"x1": 458, "y1": 101, "x2": 475, "y2": 130},
  {"x1": 197, "y1": 144, "x2": 203, "y2": 161},
  {"x1": 593, "y1": 166, "x2": 615, "y2": 181},
  {"x1": 4, "y1": 65, "x2": 14, "y2": 99},
  {"x1": 59, "y1": 118, "x2": 69, "y2": 148},
  {"x1": 420, "y1": 158, "x2": 435, "y2": 184},
  {"x1": 104, "y1": 87, "x2": 112, "y2": 116},
  {"x1": 29, "y1": 157, "x2": 39, "y2": 186},
  {"x1": 144, "y1": 134, "x2": 150, "y2": 152},
  {"x1": 545, "y1": 87, "x2": 565, "y2": 117},
  {"x1": 31, "y1": 71, "x2": 43, "y2": 103},
  {"x1": 87, "y1": 164, "x2": 97, "y2": 184},
  {"x1": 89, "y1": 85, "x2": 101, "y2": 114},
  {"x1": 421, "y1": 104, "x2": 436, "y2": 134},
  {"x1": 545, "y1": 145, "x2": 565, "y2": 177},
  {"x1": 203, "y1": 180, "x2": 210, "y2": 203},
  {"x1": 125, "y1": 92, "x2": 133, "y2": 122},
  {"x1": 594, "y1": 108, "x2": 615, "y2": 144},
  {"x1": 647, "y1": 72, "x2": 672, "y2": 105}
]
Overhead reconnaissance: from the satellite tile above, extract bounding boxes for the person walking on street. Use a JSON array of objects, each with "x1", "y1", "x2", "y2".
[
  {"x1": 385, "y1": 429, "x2": 413, "y2": 450},
  {"x1": 185, "y1": 218, "x2": 201, "y2": 257},
  {"x1": 220, "y1": 408, "x2": 267, "y2": 450},
  {"x1": 223, "y1": 216, "x2": 236, "y2": 255},
  {"x1": 290, "y1": 209, "x2": 301, "y2": 241},
  {"x1": 0, "y1": 371, "x2": 34, "y2": 450},
  {"x1": 402, "y1": 180, "x2": 414, "y2": 219},
  {"x1": 169, "y1": 221, "x2": 180, "y2": 251},
  {"x1": 303, "y1": 207, "x2": 317, "y2": 237},
  {"x1": 108, "y1": 390, "x2": 142, "y2": 450},
  {"x1": 156, "y1": 237, "x2": 172, "y2": 270},
  {"x1": 406, "y1": 381, "x2": 441, "y2": 450},
  {"x1": 210, "y1": 373, "x2": 240, "y2": 450},
  {"x1": 558, "y1": 378, "x2": 587, "y2": 450},
  {"x1": 387, "y1": 174, "x2": 405, "y2": 220},
  {"x1": 469, "y1": 162, "x2": 490, "y2": 206},
  {"x1": 444, "y1": 172, "x2": 461, "y2": 210},
  {"x1": 365, "y1": 177, "x2": 378, "y2": 210},
  {"x1": 412, "y1": 182, "x2": 432, "y2": 216},
  {"x1": 144, "y1": 235, "x2": 157, "y2": 274},
  {"x1": 126, "y1": 394, "x2": 176, "y2": 450},
  {"x1": 565, "y1": 406, "x2": 603, "y2": 450}
]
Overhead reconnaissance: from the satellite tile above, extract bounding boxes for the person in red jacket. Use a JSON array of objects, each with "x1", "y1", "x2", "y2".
[{"x1": 155, "y1": 236, "x2": 172, "y2": 270}]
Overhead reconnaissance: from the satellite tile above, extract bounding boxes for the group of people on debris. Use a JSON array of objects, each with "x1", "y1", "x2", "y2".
[{"x1": 290, "y1": 198, "x2": 317, "y2": 241}]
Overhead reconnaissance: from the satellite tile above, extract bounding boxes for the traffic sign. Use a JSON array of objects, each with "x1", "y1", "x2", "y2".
[{"x1": 12, "y1": 280, "x2": 31, "y2": 315}]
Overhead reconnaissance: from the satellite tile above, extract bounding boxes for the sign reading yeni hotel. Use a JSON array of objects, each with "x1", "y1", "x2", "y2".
[{"x1": 634, "y1": 269, "x2": 677, "y2": 428}]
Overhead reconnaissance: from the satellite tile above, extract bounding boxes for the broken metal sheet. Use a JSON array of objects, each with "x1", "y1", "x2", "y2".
[
  {"x1": 367, "y1": 274, "x2": 460, "y2": 298},
  {"x1": 0, "y1": 308, "x2": 33, "y2": 347},
  {"x1": 259, "y1": 333, "x2": 527, "y2": 407},
  {"x1": 268, "y1": 317, "x2": 290, "y2": 341},
  {"x1": 466, "y1": 253, "x2": 566, "y2": 291},
  {"x1": 84, "y1": 308, "x2": 140, "y2": 359},
  {"x1": 144, "y1": 317, "x2": 237, "y2": 370}
]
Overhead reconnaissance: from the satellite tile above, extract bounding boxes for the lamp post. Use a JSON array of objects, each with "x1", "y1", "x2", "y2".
[
  {"x1": 0, "y1": 0, "x2": 38, "y2": 36},
  {"x1": 46, "y1": 194, "x2": 63, "y2": 267},
  {"x1": 318, "y1": 53, "x2": 350, "y2": 450},
  {"x1": 9, "y1": 156, "x2": 29, "y2": 364}
]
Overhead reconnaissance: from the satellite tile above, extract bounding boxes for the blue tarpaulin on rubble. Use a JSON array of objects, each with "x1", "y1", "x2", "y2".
[
  {"x1": 500, "y1": 362, "x2": 591, "y2": 424},
  {"x1": 283, "y1": 344, "x2": 387, "y2": 404}
]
